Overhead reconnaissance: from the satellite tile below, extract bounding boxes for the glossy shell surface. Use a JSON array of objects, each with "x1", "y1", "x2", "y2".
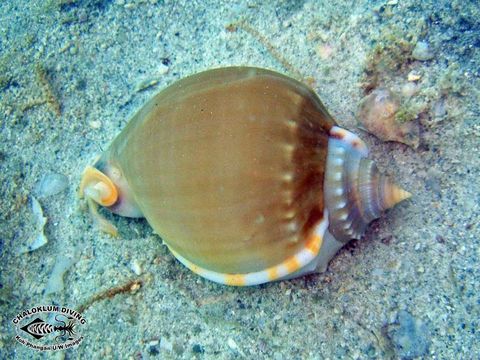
[
  {"x1": 81, "y1": 67, "x2": 410, "y2": 286},
  {"x1": 102, "y1": 67, "x2": 335, "y2": 274}
]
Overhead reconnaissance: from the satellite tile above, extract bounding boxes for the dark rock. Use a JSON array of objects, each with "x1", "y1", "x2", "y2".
[
  {"x1": 192, "y1": 344, "x2": 204, "y2": 354},
  {"x1": 387, "y1": 310, "x2": 431, "y2": 359}
]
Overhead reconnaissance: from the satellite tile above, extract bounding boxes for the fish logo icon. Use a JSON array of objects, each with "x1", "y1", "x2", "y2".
[{"x1": 20, "y1": 316, "x2": 77, "y2": 341}]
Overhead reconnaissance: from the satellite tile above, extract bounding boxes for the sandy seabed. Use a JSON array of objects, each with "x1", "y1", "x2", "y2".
[{"x1": 1, "y1": 1, "x2": 479, "y2": 359}]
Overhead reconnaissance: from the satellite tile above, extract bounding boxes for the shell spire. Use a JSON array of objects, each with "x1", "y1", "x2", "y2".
[
  {"x1": 382, "y1": 180, "x2": 412, "y2": 210},
  {"x1": 324, "y1": 129, "x2": 411, "y2": 242},
  {"x1": 356, "y1": 157, "x2": 411, "y2": 222}
]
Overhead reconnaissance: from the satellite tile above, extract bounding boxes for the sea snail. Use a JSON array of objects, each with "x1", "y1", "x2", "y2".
[{"x1": 79, "y1": 67, "x2": 410, "y2": 286}]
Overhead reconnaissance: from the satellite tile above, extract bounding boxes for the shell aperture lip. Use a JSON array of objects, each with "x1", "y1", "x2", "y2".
[
  {"x1": 79, "y1": 166, "x2": 118, "y2": 207},
  {"x1": 166, "y1": 215, "x2": 329, "y2": 286},
  {"x1": 79, "y1": 166, "x2": 119, "y2": 236}
]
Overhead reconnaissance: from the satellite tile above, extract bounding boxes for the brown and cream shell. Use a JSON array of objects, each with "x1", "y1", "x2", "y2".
[{"x1": 79, "y1": 67, "x2": 410, "y2": 286}]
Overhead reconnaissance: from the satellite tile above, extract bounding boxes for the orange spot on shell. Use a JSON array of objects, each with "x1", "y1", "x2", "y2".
[
  {"x1": 267, "y1": 267, "x2": 279, "y2": 281},
  {"x1": 284, "y1": 256, "x2": 301, "y2": 273},
  {"x1": 331, "y1": 128, "x2": 346, "y2": 140},
  {"x1": 225, "y1": 274, "x2": 246, "y2": 286},
  {"x1": 305, "y1": 234, "x2": 321, "y2": 254},
  {"x1": 351, "y1": 140, "x2": 361, "y2": 148}
]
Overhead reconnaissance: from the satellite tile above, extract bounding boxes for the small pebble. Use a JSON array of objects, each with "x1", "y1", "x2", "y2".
[
  {"x1": 130, "y1": 259, "x2": 143, "y2": 275},
  {"x1": 130, "y1": 282, "x2": 141, "y2": 292},
  {"x1": 148, "y1": 340, "x2": 159, "y2": 347},
  {"x1": 412, "y1": 41, "x2": 434, "y2": 61},
  {"x1": 19, "y1": 197, "x2": 48, "y2": 253},
  {"x1": 35, "y1": 173, "x2": 69, "y2": 198},
  {"x1": 357, "y1": 89, "x2": 419, "y2": 147},
  {"x1": 227, "y1": 338, "x2": 238, "y2": 351},
  {"x1": 158, "y1": 63, "x2": 169, "y2": 75},
  {"x1": 407, "y1": 72, "x2": 421, "y2": 81},
  {"x1": 89, "y1": 120, "x2": 102, "y2": 129}
]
